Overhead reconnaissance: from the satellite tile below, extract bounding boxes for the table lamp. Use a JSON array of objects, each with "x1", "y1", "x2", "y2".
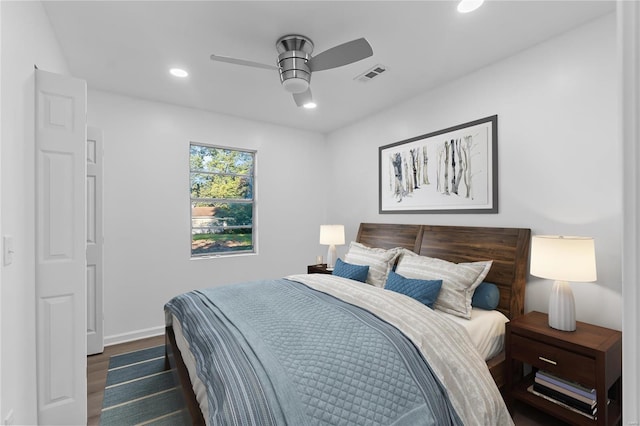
[
  {"x1": 530, "y1": 235, "x2": 597, "y2": 331},
  {"x1": 319, "y1": 225, "x2": 345, "y2": 270}
]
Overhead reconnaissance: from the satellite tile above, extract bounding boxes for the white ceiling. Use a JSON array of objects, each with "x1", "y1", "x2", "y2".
[{"x1": 42, "y1": 1, "x2": 615, "y2": 134}]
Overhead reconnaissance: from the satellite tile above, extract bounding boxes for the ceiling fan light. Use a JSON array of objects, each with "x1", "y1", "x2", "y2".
[
  {"x1": 303, "y1": 101, "x2": 317, "y2": 109},
  {"x1": 457, "y1": 0, "x2": 484, "y2": 13},
  {"x1": 282, "y1": 77, "x2": 309, "y2": 94}
]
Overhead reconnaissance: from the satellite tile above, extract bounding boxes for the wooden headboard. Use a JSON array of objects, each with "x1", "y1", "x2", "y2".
[{"x1": 356, "y1": 223, "x2": 531, "y2": 320}]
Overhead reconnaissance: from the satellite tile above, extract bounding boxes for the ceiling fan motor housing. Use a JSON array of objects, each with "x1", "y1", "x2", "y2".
[
  {"x1": 210, "y1": 34, "x2": 372, "y2": 106},
  {"x1": 277, "y1": 35, "x2": 314, "y2": 94}
]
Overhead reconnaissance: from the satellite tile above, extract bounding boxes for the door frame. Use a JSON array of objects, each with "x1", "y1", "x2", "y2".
[{"x1": 86, "y1": 127, "x2": 104, "y2": 355}]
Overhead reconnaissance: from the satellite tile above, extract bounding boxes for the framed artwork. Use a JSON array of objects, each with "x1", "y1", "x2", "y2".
[{"x1": 379, "y1": 115, "x2": 497, "y2": 214}]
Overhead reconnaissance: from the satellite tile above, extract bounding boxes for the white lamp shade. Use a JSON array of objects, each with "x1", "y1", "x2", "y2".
[
  {"x1": 530, "y1": 235, "x2": 597, "y2": 282},
  {"x1": 319, "y1": 225, "x2": 345, "y2": 245}
]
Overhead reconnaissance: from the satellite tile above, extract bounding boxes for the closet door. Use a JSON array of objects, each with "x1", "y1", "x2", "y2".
[
  {"x1": 35, "y1": 69, "x2": 87, "y2": 425},
  {"x1": 86, "y1": 127, "x2": 104, "y2": 355}
]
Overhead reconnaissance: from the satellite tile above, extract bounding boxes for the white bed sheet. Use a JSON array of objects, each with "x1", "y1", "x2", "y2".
[
  {"x1": 171, "y1": 313, "x2": 210, "y2": 424},
  {"x1": 434, "y1": 307, "x2": 509, "y2": 361}
]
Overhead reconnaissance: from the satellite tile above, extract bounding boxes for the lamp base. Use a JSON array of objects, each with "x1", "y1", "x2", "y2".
[
  {"x1": 326, "y1": 244, "x2": 337, "y2": 270},
  {"x1": 548, "y1": 280, "x2": 576, "y2": 331}
]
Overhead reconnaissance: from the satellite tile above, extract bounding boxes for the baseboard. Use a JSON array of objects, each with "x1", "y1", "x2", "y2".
[{"x1": 104, "y1": 325, "x2": 165, "y2": 347}]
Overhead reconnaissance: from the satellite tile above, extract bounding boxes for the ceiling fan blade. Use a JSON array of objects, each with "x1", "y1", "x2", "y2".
[
  {"x1": 210, "y1": 54, "x2": 279, "y2": 71},
  {"x1": 307, "y1": 38, "x2": 373, "y2": 72},
  {"x1": 293, "y1": 88, "x2": 313, "y2": 107}
]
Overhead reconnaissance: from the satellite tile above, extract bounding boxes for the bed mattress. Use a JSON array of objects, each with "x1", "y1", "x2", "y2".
[{"x1": 435, "y1": 307, "x2": 509, "y2": 361}]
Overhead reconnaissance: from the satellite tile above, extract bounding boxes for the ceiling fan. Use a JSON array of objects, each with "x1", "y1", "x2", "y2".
[{"x1": 210, "y1": 35, "x2": 373, "y2": 107}]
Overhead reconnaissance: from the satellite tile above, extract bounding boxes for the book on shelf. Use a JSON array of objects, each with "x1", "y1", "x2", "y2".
[
  {"x1": 536, "y1": 370, "x2": 597, "y2": 400},
  {"x1": 528, "y1": 385, "x2": 596, "y2": 421},
  {"x1": 534, "y1": 376, "x2": 597, "y2": 406},
  {"x1": 532, "y1": 383, "x2": 597, "y2": 416}
]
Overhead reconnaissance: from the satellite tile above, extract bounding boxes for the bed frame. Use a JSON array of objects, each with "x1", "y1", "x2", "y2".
[{"x1": 166, "y1": 223, "x2": 531, "y2": 424}]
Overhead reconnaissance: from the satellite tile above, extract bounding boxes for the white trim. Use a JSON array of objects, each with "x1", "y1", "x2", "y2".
[
  {"x1": 0, "y1": 1, "x2": 3, "y2": 418},
  {"x1": 104, "y1": 325, "x2": 165, "y2": 347},
  {"x1": 619, "y1": 1, "x2": 639, "y2": 424}
]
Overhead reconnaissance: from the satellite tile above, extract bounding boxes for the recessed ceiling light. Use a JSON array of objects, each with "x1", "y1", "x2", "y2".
[
  {"x1": 303, "y1": 102, "x2": 317, "y2": 109},
  {"x1": 169, "y1": 68, "x2": 189, "y2": 78},
  {"x1": 457, "y1": 0, "x2": 484, "y2": 13}
]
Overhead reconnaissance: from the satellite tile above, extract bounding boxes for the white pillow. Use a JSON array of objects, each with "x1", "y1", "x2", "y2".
[
  {"x1": 344, "y1": 242, "x2": 400, "y2": 288},
  {"x1": 396, "y1": 247, "x2": 418, "y2": 261},
  {"x1": 395, "y1": 254, "x2": 492, "y2": 319}
]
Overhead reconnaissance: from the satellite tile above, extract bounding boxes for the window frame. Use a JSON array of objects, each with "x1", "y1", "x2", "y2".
[{"x1": 189, "y1": 142, "x2": 257, "y2": 258}]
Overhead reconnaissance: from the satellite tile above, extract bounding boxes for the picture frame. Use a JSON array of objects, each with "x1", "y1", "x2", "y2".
[{"x1": 379, "y1": 115, "x2": 497, "y2": 214}]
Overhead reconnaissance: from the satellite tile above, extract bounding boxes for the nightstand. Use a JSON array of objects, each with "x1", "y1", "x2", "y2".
[
  {"x1": 506, "y1": 311, "x2": 622, "y2": 426},
  {"x1": 307, "y1": 264, "x2": 332, "y2": 274}
]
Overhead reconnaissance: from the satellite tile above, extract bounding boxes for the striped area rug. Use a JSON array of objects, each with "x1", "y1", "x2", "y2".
[{"x1": 100, "y1": 345, "x2": 188, "y2": 425}]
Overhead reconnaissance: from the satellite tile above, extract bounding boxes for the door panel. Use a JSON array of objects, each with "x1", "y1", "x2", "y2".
[{"x1": 35, "y1": 69, "x2": 87, "y2": 425}]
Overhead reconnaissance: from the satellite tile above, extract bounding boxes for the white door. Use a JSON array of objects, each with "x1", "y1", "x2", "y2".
[
  {"x1": 35, "y1": 69, "x2": 87, "y2": 425},
  {"x1": 86, "y1": 127, "x2": 104, "y2": 355}
]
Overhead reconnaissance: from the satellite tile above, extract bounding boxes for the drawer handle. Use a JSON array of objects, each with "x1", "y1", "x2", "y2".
[{"x1": 538, "y1": 356, "x2": 557, "y2": 365}]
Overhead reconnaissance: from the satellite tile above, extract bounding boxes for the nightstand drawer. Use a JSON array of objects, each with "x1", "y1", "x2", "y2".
[{"x1": 511, "y1": 334, "x2": 596, "y2": 386}]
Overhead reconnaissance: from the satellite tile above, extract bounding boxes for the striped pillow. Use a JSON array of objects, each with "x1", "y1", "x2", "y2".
[
  {"x1": 395, "y1": 254, "x2": 492, "y2": 319},
  {"x1": 344, "y1": 242, "x2": 400, "y2": 288}
]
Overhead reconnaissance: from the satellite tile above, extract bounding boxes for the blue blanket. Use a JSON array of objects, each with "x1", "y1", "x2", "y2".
[{"x1": 165, "y1": 279, "x2": 462, "y2": 426}]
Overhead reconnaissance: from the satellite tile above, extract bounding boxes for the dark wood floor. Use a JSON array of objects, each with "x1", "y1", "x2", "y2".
[{"x1": 87, "y1": 335, "x2": 568, "y2": 425}]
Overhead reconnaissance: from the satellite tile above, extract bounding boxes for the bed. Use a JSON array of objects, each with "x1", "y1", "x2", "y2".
[{"x1": 165, "y1": 223, "x2": 530, "y2": 425}]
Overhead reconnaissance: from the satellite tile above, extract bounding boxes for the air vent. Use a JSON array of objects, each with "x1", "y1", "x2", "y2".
[{"x1": 355, "y1": 64, "x2": 387, "y2": 82}]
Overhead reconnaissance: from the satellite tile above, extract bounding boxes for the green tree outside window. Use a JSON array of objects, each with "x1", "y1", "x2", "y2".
[{"x1": 190, "y1": 143, "x2": 255, "y2": 256}]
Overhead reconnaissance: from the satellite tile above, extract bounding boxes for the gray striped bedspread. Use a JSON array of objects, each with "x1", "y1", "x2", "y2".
[{"x1": 165, "y1": 274, "x2": 513, "y2": 426}]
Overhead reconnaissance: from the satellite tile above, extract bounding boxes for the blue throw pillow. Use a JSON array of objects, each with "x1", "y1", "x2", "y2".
[
  {"x1": 385, "y1": 271, "x2": 442, "y2": 309},
  {"x1": 471, "y1": 282, "x2": 500, "y2": 310},
  {"x1": 332, "y1": 258, "x2": 369, "y2": 283}
]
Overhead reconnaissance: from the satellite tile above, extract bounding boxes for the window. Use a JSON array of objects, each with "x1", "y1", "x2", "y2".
[{"x1": 190, "y1": 143, "x2": 255, "y2": 257}]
